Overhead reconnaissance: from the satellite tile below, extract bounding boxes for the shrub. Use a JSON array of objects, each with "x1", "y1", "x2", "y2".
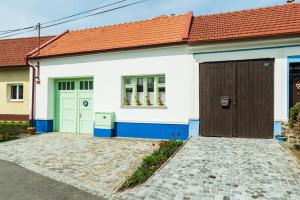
[
  {"x1": 0, "y1": 122, "x2": 29, "y2": 142},
  {"x1": 292, "y1": 113, "x2": 300, "y2": 143},
  {"x1": 289, "y1": 102, "x2": 300, "y2": 128},
  {"x1": 119, "y1": 139, "x2": 184, "y2": 191}
]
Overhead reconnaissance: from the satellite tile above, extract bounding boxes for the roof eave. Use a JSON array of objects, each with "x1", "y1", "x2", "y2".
[
  {"x1": 188, "y1": 32, "x2": 300, "y2": 45},
  {"x1": 0, "y1": 64, "x2": 27, "y2": 68},
  {"x1": 28, "y1": 41, "x2": 188, "y2": 60}
]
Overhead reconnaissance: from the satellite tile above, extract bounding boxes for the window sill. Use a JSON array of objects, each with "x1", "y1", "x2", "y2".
[
  {"x1": 121, "y1": 105, "x2": 167, "y2": 109},
  {"x1": 9, "y1": 99, "x2": 23, "y2": 103}
]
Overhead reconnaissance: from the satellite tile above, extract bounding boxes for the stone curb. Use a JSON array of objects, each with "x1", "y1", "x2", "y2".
[{"x1": 112, "y1": 136, "x2": 192, "y2": 197}]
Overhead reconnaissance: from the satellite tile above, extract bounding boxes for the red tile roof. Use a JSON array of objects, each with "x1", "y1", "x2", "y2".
[
  {"x1": 188, "y1": 3, "x2": 300, "y2": 44},
  {"x1": 0, "y1": 36, "x2": 54, "y2": 67},
  {"x1": 30, "y1": 12, "x2": 193, "y2": 58}
]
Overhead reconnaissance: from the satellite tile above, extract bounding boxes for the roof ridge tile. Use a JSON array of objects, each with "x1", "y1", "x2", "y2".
[
  {"x1": 197, "y1": 2, "x2": 300, "y2": 18},
  {"x1": 69, "y1": 12, "x2": 190, "y2": 33}
]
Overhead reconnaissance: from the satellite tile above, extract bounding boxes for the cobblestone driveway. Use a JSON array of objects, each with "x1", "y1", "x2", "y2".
[
  {"x1": 118, "y1": 137, "x2": 300, "y2": 200},
  {"x1": 0, "y1": 133, "x2": 158, "y2": 198}
]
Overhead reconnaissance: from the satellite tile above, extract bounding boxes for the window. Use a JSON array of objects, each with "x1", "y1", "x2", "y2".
[
  {"x1": 10, "y1": 84, "x2": 23, "y2": 101},
  {"x1": 80, "y1": 80, "x2": 93, "y2": 90},
  {"x1": 58, "y1": 81, "x2": 75, "y2": 90},
  {"x1": 122, "y1": 75, "x2": 166, "y2": 107}
]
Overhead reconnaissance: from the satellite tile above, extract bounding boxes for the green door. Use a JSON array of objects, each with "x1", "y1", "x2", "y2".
[
  {"x1": 78, "y1": 80, "x2": 94, "y2": 134},
  {"x1": 55, "y1": 79, "x2": 94, "y2": 134}
]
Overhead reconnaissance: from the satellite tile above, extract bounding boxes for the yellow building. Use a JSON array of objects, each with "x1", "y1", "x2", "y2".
[{"x1": 0, "y1": 36, "x2": 53, "y2": 121}]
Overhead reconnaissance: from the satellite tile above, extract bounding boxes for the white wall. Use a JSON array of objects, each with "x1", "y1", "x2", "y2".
[
  {"x1": 33, "y1": 46, "x2": 192, "y2": 125},
  {"x1": 31, "y1": 37, "x2": 300, "y2": 127},
  {"x1": 191, "y1": 37, "x2": 300, "y2": 122}
]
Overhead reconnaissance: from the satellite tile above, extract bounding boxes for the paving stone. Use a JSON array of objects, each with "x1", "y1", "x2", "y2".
[
  {"x1": 0, "y1": 133, "x2": 158, "y2": 198},
  {"x1": 116, "y1": 137, "x2": 300, "y2": 200}
]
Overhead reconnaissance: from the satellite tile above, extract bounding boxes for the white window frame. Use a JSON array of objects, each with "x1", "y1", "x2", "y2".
[
  {"x1": 121, "y1": 74, "x2": 166, "y2": 108},
  {"x1": 9, "y1": 83, "x2": 23, "y2": 102}
]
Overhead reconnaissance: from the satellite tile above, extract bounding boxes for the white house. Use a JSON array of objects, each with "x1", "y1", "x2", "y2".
[{"x1": 28, "y1": 2, "x2": 300, "y2": 140}]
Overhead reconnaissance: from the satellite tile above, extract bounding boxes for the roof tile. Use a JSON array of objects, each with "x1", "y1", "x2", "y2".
[
  {"x1": 32, "y1": 12, "x2": 192, "y2": 58},
  {"x1": 0, "y1": 36, "x2": 54, "y2": 67},
  {"x1": 188, "y1": 3, "x2": 300, "y2": 43}
]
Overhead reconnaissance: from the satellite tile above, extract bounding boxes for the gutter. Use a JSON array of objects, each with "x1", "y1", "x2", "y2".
[
  {"x1": 25, "y1": 32, "x2": 68, "y2": 126},
  {"x1": 26, "y1": 60, "x2": 40, "y2": 127}
]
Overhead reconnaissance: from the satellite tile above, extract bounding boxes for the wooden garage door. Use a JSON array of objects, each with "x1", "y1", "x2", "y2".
[{"x1": 199, "y1": 59, "x2": 274, "y2": 139}]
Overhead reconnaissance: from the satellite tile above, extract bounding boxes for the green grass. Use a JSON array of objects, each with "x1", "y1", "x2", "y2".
[
  {"x1": 0, "y1": 122, "x2": 29, "y2": 142},
  {"x1": 119, "y1": 140, "x2": 184, "y2": 191}
]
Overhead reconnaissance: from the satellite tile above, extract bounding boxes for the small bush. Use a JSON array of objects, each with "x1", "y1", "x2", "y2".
[
  {"x1": 289, "y1": 103, "x2": 300, "y2": 128},
  {"x1": 119, "y1": 140, "x2": 184, "y2": 191},
  {"x1": 292, "y1": 113, "x2": 300, "y2": 144},
  {"x1": 0, "y1": 122, "x2": 29, "y2": 142}
]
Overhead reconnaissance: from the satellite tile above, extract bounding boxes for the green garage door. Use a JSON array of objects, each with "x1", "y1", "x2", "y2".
[{"x1": 55, "y1": 79, "x2": 94, "y2": 134}]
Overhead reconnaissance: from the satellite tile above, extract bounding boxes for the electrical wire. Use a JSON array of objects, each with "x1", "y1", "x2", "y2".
[
  {"x1": 0, "y1": 0, "x2": 148, "y2": 39},
  {"x1": 0, "y1": 0, "x2": 130, "y2": 36}
]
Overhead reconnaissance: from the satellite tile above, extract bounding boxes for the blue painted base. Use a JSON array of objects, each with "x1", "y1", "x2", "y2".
[
  {"x1": 34, "y1": 120, "x2": 53, "y2": 133},
  {"x1": 94, "y1": 128, "x2": 114, "y2": 138},
  {"x1": 274, "y1": 121, "x2": 282, "y2": 136},
  {"x1": 276, "y1": 137, "x2": 286, "y2": 142},
  {"x1": 114, "y1": 122, "x2": 188, "y2": 140},
  {"x1": 189, "y1": 120, "x2": 200, "y2": 137}
]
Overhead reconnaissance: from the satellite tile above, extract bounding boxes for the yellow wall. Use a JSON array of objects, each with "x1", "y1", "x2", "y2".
[{"x1": 0, "y1": 67, "x2": 29, "y2": 115}]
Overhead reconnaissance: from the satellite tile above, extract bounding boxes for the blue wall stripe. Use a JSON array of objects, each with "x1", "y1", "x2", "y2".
[
  {"x1": 94, "y1": 128, "x2": 114, "y2": 138},
  {"x1": 95, "y1": 122, "x2": 189, "y2": 140},
  {"x1": 188, "y1": 120, "x2": 200, "y2": 137},
  {"x1": 288, "y1": 55, "x2": 300, "y2": 63},
  {"x1": 34, "y1": 120, "x2": 53, "y2": 133},
  {"x1": 274, "y1": 121, "x2": 282, "y2": 136}
]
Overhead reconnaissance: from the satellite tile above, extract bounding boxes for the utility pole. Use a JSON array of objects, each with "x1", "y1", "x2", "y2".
[{"x1": 36, "y1": 23, "x2": 41, "y2": 55}]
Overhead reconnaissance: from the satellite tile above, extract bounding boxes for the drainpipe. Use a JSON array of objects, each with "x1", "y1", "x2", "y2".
[{"x1": 27, "y1": 60, "x2": 40, "y2": 127}]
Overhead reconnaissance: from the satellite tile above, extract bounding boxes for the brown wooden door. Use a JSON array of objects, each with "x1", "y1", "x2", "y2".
[
  {"x1": 235, "y1": 59, "x2": 274, "y2": 138},
  {"x1": 200, "y1": 61, "x2": 236, "y2": 137},
  {"x1": 199, "y1": 59, "x2": 274, "y2": 139}
]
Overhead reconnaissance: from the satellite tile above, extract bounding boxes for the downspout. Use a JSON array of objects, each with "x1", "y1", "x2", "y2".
[{"x1": 27, "y1": 60, "x2": 39, "y2": 127}]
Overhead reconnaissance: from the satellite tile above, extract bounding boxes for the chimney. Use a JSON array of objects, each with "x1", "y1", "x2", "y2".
[{"x1": 287, "y1": 0, "x2": 295, "y2": 3}]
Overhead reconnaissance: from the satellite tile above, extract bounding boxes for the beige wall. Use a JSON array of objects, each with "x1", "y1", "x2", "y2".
[{"x1": 0, "y1": 67, "x2": 29, "y2": 115}]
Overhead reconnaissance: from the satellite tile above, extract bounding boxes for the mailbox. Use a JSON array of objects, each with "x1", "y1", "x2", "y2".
[
  {"x1": 220, "y1": 96, "x2": 231, "y2": 107},
  {"x1": 95, "y1": 112, "x2": 115, "y2": 129}
]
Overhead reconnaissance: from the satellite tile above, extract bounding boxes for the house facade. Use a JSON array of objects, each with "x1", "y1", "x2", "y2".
[
  {"x1": 0, "y1": 37, "x2": 53, "y2": 121},
  {"x1": 28, "y1": 3, "x2": 300, "y2": 139}
]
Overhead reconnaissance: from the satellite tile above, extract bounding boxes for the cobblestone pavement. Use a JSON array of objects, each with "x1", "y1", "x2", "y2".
[
  {"x1": 0, "y1": 133, "x2": 158, "y2": 198},
  {"x1": 117, "y1": 137, "x2": 300, "y2": 200}
]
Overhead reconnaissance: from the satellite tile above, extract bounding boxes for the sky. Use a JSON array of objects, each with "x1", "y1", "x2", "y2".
[{"x1": 0, "y1": 0, "x2": 297, "y2": 38}]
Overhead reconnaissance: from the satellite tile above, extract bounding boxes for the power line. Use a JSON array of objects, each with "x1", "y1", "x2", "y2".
[
  {"x1": 0, "y1": 0, "x2": 148, "y2": 39},
  {"x1": 0, "y1": 26, "x2": 35, "y2": 33},
  {"x1": 0, "y1": 0, "x2": 128, "y2": 35},
  {"x1": 42, "y1": 0, "x2": 128, "y2": 25},
  {"x1": 42, "y1": 0, "x2": 148, "y2": 29}
]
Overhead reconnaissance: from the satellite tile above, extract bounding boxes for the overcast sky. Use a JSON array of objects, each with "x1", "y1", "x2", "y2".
[{"x1": 0, "y1": 0, "x2": 296, "y2": 38}]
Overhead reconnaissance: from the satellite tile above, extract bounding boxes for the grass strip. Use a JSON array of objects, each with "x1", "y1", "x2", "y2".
[{"x1": 119, "y1": 139, "x2": 183, "y2": 191}]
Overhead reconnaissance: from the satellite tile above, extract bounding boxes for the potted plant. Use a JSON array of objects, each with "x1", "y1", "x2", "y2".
[
  {"x1": 145, "y1": 96, "x2": 152, "y2": 106},
  {"x1": 135, "y1": 97, "x2": 141, "y2": 106},
  {"x1": 124, "y1": 98, "x2": 130, "y2": 106},
  {"x1": 27, "y1": 127, "x2": 36, "y2": 135},
  {"x1": 157, "y1": 96, "x2": 164, "y2": 106}
]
